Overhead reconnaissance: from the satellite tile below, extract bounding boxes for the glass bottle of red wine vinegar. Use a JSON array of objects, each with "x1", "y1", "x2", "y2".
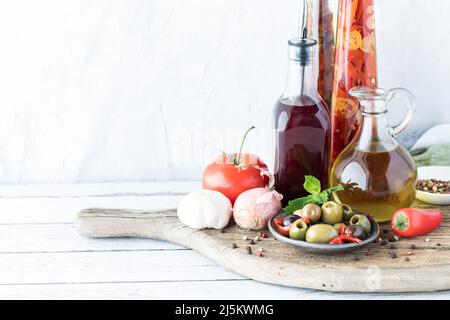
[{"x1": 274, "y1": 38, "x2": 331, "y2": 205}]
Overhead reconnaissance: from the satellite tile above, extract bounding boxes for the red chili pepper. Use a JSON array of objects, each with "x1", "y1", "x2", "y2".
[
  {"x1": 302, "y1": 216, "x2": 311, "y2": 225},
  {"x1": 273, "y1": 217, "x2": 290, "y2": 237},
  {"x1": 329, "y1": 235, "x2": 363, "y2": 245},
  {"x1": 391, "y1": 208, "x2": 442, "y2": 238},
  {"x1": 329, "y1": 237, "x2": 344, "y2": 245},
  {"x1": 339, "y1": 223, "x2": 346, "y2": 236}
]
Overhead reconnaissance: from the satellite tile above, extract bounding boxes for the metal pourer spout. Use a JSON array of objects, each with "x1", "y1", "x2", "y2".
[{"x1": 288, "y1": 37, "x2": 317, "y2": 67}]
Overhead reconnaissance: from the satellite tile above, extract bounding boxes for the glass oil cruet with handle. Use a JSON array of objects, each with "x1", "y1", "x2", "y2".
[{"x1": 330, "y1": 86, "x2": 417, "y2": 222}]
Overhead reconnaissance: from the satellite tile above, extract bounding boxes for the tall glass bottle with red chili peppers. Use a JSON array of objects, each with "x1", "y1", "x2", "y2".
[
  {"x1": 305, "y1": 0, "x2": 335, "y2": 110},
  {"x1": 331, "y1": 0, "x2": 378, "y2": 161}
]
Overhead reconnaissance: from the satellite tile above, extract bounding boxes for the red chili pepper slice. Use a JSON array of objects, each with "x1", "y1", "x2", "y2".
[
  {"x1": 302, "y1": 216, "x2": 311, "y2": 225},
  {"x1": 329, "y1": 235, "x2": 363, "y2": 245},
  {"x1": 329, "y1": 237, "x2": 344, "y2": 245},
  {"x1": 339, "y1": 223, "x2": 346, "y2": 236},
  {"x1": 273, "y1": 217, "x2": 290, "y2": 237}
]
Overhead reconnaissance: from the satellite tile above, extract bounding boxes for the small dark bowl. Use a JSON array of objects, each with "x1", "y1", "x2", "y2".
[{"x1": 268, "y1": 212, "x2": 380, "y2": 255}]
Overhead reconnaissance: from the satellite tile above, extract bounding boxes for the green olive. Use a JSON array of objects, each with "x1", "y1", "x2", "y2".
[
  {"x1": 341, "y1": 204, "x2": 354, "y2": 221},
  {"x1": 289, "y1": 220, "x2": 308, "y2": 241},
  {"x1": 300, "y1": 203, "x2": 322, "y2": 223},
  {"x1": 321, "y1": 201, "x2": 343, "y2": 225},
  {"x1": 350, "y1": 214, "x2": 372, "y2": 234},
  {"x1": 306, "y1": 224, "x2": 338, "y2": 243}
]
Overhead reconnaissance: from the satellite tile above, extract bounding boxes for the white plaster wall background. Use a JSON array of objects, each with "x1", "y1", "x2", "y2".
[{"x1": 0, "y1": 0, "x2": 448, "y2": 184}]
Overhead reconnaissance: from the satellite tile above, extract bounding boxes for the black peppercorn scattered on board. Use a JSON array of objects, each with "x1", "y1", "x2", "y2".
[{"x1": 389, "y1": 251, "x2": 397, "y2": 259}]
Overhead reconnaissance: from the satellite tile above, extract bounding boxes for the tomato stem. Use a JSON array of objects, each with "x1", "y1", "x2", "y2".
[{"x1": 235, "y1": 126, "x2": 256, "y2": 165}]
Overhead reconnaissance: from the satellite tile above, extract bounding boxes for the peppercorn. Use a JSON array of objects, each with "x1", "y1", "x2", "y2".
[
  {"x1": 389, "y1": 251, "x2": 397, "y2": 259},
  {"x1": 249, "y1": 240, "x2": 256, "y2": 245},
  {"x1": 246, "y1": 246, "x2": 252, "y2": 254},
  {"x1": 417, "y1": 179, "x2": 450, "y2": 194},
  {"x1": 410, "y1": 244, "x2": 417, "y2": 250},
  {"x1": 232, "y1": 243, "x2": 237, "y2": 249}
]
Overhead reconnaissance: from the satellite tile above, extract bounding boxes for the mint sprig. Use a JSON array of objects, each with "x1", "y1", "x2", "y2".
[{"x1": 284, "y1": 176, "x2": 344, "y2": 214}]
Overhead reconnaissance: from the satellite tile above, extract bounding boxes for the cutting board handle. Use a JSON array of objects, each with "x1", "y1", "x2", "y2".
[{"x1": 76, "y1": 208, "x2": 184, "y2": 243}]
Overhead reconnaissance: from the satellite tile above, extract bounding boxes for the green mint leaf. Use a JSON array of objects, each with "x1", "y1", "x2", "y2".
[
  {"x1": 315, "y1": 192, "x2": 329, "y2": 205},
  {"x1": 304, "y1": 175, "x2": 321, "y2": 195},
  {"x1": 283, "y1": 181, "x2": 345, "y2": 215},
  {"x1": 322, "y1": 185, "x2": 344, "y2": 197},
  {"x1": 284, "y1": 195, "x2": 316, "y2": 214}
]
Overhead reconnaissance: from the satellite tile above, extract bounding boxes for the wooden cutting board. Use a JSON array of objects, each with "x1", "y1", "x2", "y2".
[{"x1": 76, "y1": 204, "x2": 450, "y2": 293}]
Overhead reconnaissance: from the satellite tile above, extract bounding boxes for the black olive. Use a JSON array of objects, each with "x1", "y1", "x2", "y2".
[
  {"x1": 344, "y1": 225, "x2": 366, "y2": 240},
  {"x1": 283, "y1": 215, "x2": 300, "y2": 227}
]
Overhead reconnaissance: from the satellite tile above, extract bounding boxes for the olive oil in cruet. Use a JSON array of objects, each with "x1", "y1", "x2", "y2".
[{"x1": 330, "y1": 87, "x2": 417, "y2": 222}]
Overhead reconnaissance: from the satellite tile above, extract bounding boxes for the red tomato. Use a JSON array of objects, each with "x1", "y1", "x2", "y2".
[{"x1": 202, "y1": 152, "x2": 270, "y2": 204}]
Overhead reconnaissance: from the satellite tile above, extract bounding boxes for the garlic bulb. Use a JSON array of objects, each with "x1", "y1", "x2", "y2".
[
  {"x1": 233, "y1": 188, "x2": 283, "y2": 230},
  {"x1": 177, "y1": 190, "x2": 232, "y2": 230}
]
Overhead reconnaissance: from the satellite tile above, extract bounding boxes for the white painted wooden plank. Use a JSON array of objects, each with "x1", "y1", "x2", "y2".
[
  {"x1": 0, "y1": 224, "x2": 185, "y2": 253},
  {"x1": 0, "y1": 195, "x2": 181, "y2": 224},
  {"x1": 0, "y1": 182, "x2": 447, "y2": 299},
  {"x1": 1, "y1": 280, "x2": 450, "y2": 300},
  {"x1": 0, "y1": 251, "x2": 245, "y2": 285},
  {"x1": 0, "y1": 181, "x2": 200, "y2": 198}
]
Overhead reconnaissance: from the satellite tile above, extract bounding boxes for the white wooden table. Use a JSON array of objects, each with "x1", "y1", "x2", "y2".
[{"x1": 1, "y1": 181, "x2": 449, "y2": 300}]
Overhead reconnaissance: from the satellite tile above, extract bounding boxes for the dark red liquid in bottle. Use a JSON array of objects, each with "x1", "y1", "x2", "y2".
[{"x1": 274, "y1": 97, "x2": 331, "y2": 206}]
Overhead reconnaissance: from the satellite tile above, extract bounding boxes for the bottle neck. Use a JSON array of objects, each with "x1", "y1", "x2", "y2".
[
  {"x1": 282, "y1": 59, "x2": 318, "y2": 102},
  {"x1": 356, "y1": 109, "x2": 397, "y2": 152}
]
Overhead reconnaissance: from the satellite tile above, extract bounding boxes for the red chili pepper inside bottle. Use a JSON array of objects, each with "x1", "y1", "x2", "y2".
[
  {"x1": 331, "y1": 0, "x2": 378, "y2": 161},
  {"x1": 305, "y1": 0, "x2": 335, "y2": 110}
]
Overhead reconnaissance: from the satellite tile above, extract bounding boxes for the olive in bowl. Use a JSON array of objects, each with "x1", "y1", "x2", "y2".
[
  {"x1": 289, "y1": 220, "x2": 308, "y2": 241},
  {"x1": 283, "y1": 215, "x2": 300, "y2": 227},
  {"x1": 321, "y1": 201, "x2": 343, "y2": 225},
  {"x1": 341, "y1": 204, "x2": 354, "y2": 221},
  {"x1": 295, "y1": 203, "x2": 322, "y2": 223},
  {"x1": 350, "y1": 214, "x2": 371, "y2": 234},
  {"x1": 306, "y1": 224, "x2": 338, "y2": 244},
  {"x1": 344, "y1": 225, "x2": 366, "y2": 240}
]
